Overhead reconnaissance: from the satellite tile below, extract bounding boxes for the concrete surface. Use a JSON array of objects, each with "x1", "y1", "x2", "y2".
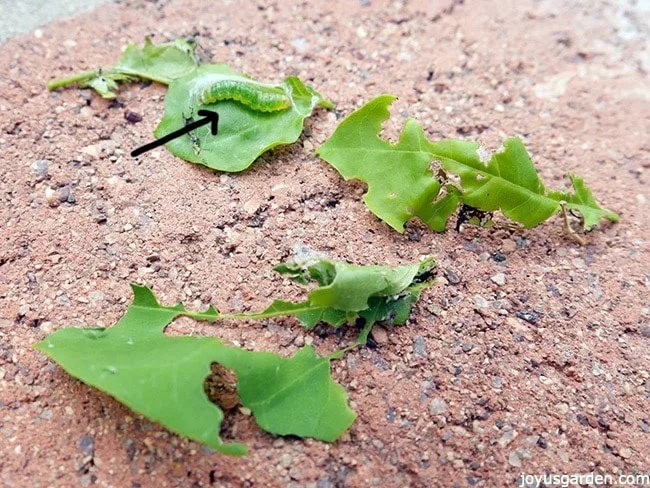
[
  {"x1": 1, "y1": 0, "x2": 649, "y2": 486},
  {"x1": 0, "y1": 0, "x2": 108, "y2": 43}
]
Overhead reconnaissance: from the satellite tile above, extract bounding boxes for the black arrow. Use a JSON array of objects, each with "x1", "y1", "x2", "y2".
[{"x1": 131, "y1": 109, "x2": 219, "y2": 157}]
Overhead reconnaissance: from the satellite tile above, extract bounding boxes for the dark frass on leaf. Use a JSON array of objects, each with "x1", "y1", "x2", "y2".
[{"x1": 33, "y1": 256, "x2": 433, "y2": 454}]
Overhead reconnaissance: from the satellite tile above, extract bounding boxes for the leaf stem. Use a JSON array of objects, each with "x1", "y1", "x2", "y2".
[
  {"x1": 47, "y1": 70, "x2": 97, "y2": 90},
  {"x1": 560, "y1": 202, "x2": 586, "y2": 245},
  {"x1": 218, "y1": 306, "x2": 319, "y2": 321}
]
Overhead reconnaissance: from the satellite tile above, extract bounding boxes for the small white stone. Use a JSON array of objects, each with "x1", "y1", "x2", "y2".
[
  {"x1": 491, "y1": 273, "x2": 506, "y2": 286},
  {"x1": 45, "y1": 187, "x2": 57, "y2": 203},
  {"x1": 556, "y1": 402, "x2": 569, "y2": 415},
  {"x1": 498, "y1": 429, "x2": 518, "y2": 447},
  {"x1": 592, "y1": 361, "x2": 604, "y2": 376},
  {"x1": 429, "y1": 398, "x2": 448, "y2": 416},
  {"x1": 508, "y1": 451, "x2": 521, "y2": 467},
  {"x1": 81, "y1": 144, "x2": 102, "y2": 159},
  {"x1": 473, "y1": 295, "x2": 490, "y2": 308},
  {"x1": 243, "y1": 198, "x2": 260, "y2": 214}
]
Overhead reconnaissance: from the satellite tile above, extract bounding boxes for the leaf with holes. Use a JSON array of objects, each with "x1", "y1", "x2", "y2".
[
  {"x1": 34, "y1": 285, "x2": 355, "y2": 455},
  {"x1": 317, "y1": 95, "x2": 619, "y2": 235},
  {"x1": 221, "y1": 255, "x2": 434, "y2": 341},
  {"x1": 430, "y1": 137, "x2": 619, "y2": 229},
  {"x1": 33, "y1": 256, "x2": 433, "y2": 454},
  {"x1": 316, "y1": 95, "x2": 451, "y2": 232}
]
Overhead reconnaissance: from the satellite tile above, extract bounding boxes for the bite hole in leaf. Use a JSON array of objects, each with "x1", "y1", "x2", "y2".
[
  {"x1": 204, "y1": 362, "x2": 239, "y2": 411},
  {"x1": 164, "y1": 315, "x2": 202, "y2": 337}
]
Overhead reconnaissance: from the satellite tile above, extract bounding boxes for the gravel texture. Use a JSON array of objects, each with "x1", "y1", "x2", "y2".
[{"x1": 1, "y1": 0, "x2": 649, "y2": 486}]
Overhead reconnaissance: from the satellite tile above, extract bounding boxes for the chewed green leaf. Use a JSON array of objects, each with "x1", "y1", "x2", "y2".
[
  {"x1": 34, "y1": 285, "x2": 355, "y2": 454},
  {"x1": 216, "y1": 346, "x2": 355, "y2": 441},
  {"x1": 274, "y1": 255, "x2": 433, "y2": 312},
  {"x1": 316, "y1": 95, "x2": 442, "y2": 232},
  {"x1": 154, "y1": 65, "x2": 331, "y2": 171},
  {"x1": 549, "y1": 174, "x2": 620, "y2": 230},
  {"x1": 432, "y1": 137, "x2": 560, "y2": 227},
  {"x1": 418, "y1": 185, "x2": 462, "y2": 232},
  {"x1": 318, "y1": 95, "x2": 619, "y2": 234},
  {"x1": 47, "y1": 37, "x2": 199, "y2": 98},
  {"x1": 116, "y1": 37, "x2": 199, "y2": 84},
  {"x1": 432, "y1": 138, "x2": 619, "y2": 229},
  {"x1": 272, "y1": 255, "x2": 435, "y2": 339},
  {"x1": 32, "y1": 257, "x2": 434, "y2": 454},
  {"x1": 221, "y1": 256, "x2": 433, "y2": 334}
]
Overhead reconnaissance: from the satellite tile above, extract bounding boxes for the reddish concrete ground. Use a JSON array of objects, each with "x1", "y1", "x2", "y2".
[{"x1": 1, "y1": 0, "x2": 649, "y2": 487}]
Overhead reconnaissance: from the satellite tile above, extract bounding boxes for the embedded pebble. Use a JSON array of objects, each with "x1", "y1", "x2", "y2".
[
  {"x1": 491, "y1": 376, "x2": 504, "y2": 389},
  {"x1": 31, "y1": 159, "x2": 49, "y2": 178},
  {"x1": 592, "y1": 362, "x2": 604, "y2": 376},
  {"x1": 413, "y1": 335, "x2": 427, "y2": 356},
  {"x1": 78, "y1": 436, "x2": 95, "y2": 457},
  {"x1": 473, "y1": 295, "x2": 490, "y2": 308},
  {"x1": 639, "y1": 324, "x2": 650, "y2": 338},
  {"x1": 429, "y1": 398, "x2": 448, "y2": 415},
  {"x1": 445, "y1": 270, "x2": 461, "y2": 284},
  {"x1": 619, "y1": 447, "x2": 632, "y2": 459},
  {"x1": 516, "y1": 310, "x2": 539, "y2": 324},
  {"x1": 279, "y1": 453, "x2": 293, "y2": 468},
  {"x1": 498, "y1": 429, "x2": 518, "y2": 447},
  {"x1": 491, "y1": 273, "x2": 506, "y2": 286},
  {"x1": 492, "y1": 252, "x2": 506, "y2": 262},
  {"x1": 124, "y1": 110, "x2": 143, "y2": 123},
  {"x1": 508, "y1": 451, "x2": 522, "y2": 467},
  {"x1": 372, "y1": 327, "x2": 388, "y2": 344}
]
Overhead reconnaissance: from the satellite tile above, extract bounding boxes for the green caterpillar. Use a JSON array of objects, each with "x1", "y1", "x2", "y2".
[{"x1": 195, "y1": 75, "x2": 292, "y2": 113}]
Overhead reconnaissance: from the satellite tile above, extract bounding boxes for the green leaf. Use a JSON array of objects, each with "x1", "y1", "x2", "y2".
[
  {"x1": 33, "y1": 257, "x2": 433, "y2": 454},
  {"x1": 115, "y1": 37, "x2": 199, "y2": 84},
  {"x1": 275, "y1": 255, "x2": 430, "y2": 312},
  {"x1": 48, "y1": 37, "x2": 199, "y2": 98},
  {"x1": 215, "y1": 256, "x2": 434, "y2": 335},
  {"x1": 153, "y1": 65, "x2": 331, "y2": 171},
  {"x1": 417, "y1": 185, "x2": 462, "y2": 232},
  {"x1": 317, "y1": 95, "x2": 619, "y2": 232},
  {"x1": 549, "y1": 174, "x2": 620, "y2": 230},
  {"x1": 215, "y1": 346, "x2": 352, "y2": 441},
  {"x1": 316, "y1": 95, "x2": 445, "y2": 232},
  {"x1": 272, "y1": 255, "x2": 435, "y2": 339},
  {"x1": 432, "y1": 138, "x2": 619, "y2": 229},
  {"x1": 431, "y1": 137, "x2": 561, "y2": 227},
  {"x1": 34, "y1": 285, "x2": 355, "y2": 455}
]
